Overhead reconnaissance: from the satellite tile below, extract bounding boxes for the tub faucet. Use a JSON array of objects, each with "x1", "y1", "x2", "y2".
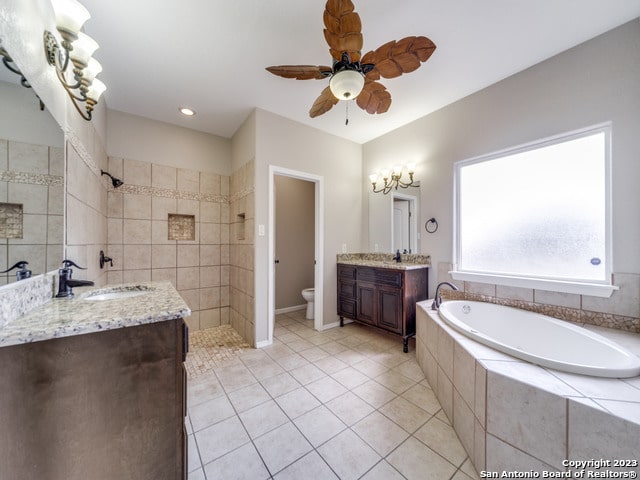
[
  {"x1": 56, "y1": 260, "x2": 94, "y2": 298},
  {"x1": 431, "y1": 281, "x2": 459, "y2": 310}
]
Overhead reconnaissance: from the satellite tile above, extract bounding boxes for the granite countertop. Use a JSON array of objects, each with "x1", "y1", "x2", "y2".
[
  {"x1": 337, "y1": 259, "x2": 430, "y2": 270},
  {"x1": 337, "y1": 253, "x2": 431, "y2": 271},
  {"x1": 0, "y1": 282, "x2": 190, "y2": 348}
]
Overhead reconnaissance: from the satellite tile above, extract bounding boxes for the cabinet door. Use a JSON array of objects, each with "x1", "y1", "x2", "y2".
[
  {"x1": 377, "y1": 285, "x2": 403, "y2": 334},
  {"x1": 356, "y1": 282, "x2": 377, "y2": 326}
]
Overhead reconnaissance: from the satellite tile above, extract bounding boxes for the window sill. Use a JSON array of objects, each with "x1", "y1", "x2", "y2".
[{"x1": 449, "y1": 271, "x2": 618, "y2": 298}]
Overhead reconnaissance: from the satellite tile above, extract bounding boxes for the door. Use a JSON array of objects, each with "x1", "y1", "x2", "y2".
[{"x1": 393, "y1": 198, "x2": 411, "y2": 253}]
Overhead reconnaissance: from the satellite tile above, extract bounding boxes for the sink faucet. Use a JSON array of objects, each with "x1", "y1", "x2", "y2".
[
  {"x1": 394, "y1": 250, "x2": 401, "y2": 263},
  {"x1": 56, "y1": 260, "x2": 94, "y2": 298},
  {"x1": 431, "y1": 281, "x2": 459, "y2": 310},
  {"x1": 1, "y1": 261, "x2": 31, "y2": 281}
]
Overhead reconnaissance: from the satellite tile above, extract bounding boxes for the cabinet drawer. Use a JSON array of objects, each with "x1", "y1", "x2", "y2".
[
  {"x1": 338, "y1": 264, "x2": 357, "y2": 280},
  {"x1": 357, "y1": 267, "x2": 402, "y2": 287},
  {"x1": 338, "y1": 298, "x2": 357, "y2": 318},
  {"x1": 338, "y1": 279, "x2": 356, "y2": 299}
]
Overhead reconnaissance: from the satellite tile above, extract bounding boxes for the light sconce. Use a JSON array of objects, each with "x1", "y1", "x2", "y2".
[
  {"x1": 0, "y1": 43, "x2": 45, "y2": 111},
  {"x1": 43, "y1": 0, "x2": 106, "y2": 121},
  {"x1": 369, "y1": 163, "x2": 417, "y2": 194}
]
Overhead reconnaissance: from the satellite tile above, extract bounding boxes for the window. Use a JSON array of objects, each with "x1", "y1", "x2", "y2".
[{"x1": 452, "y1": 123, "x2": 616, "y2": 297}]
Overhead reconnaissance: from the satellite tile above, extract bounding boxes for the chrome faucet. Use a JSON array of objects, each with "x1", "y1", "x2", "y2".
[
  {"x1": 56, "y1": 260, "x2": 94, "y2": 298},
  {"x1": 431, "y1": 281, "x2": 459, "y2": 310}
]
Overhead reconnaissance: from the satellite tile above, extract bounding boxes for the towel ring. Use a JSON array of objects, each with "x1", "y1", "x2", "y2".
[{"x1": 425, "y1": 217, "x2": 438, "y2": 234}]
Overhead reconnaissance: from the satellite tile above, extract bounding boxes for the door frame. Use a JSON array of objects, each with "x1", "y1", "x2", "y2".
[
  {"x1": 391, "y1": 192, "x2": 418, "y2": 253},
  {"x1": 268, "y1": 165, "x2": 324, "y2": 343}
]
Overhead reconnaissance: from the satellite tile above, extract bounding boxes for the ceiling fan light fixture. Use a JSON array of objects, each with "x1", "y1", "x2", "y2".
[{"x1": 329, "y1": 69, "x2": 365, "y2": 100}]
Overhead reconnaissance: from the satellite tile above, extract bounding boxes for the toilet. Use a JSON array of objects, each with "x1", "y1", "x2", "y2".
[{"x1": 301, "y1": 288, "x2": 315, "y2": 320}]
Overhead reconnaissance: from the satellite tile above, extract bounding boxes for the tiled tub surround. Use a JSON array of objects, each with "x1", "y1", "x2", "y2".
[
  {"x1": 0, "y1": 139, "x2": 64, "y2": 284},
  {"x1": 415, "y1": 301, "x2": 640, "y2": 473},
  {"x1": 106, "y1": 157, "x2": 230, "y2": 334},
  {"x1": 437, "y1": 262, "x2": 640, "y2": 334},
  {"x1": 0, "y1": 281, "x2": 190, "y2": 347},
  {"x1": 337, "y1": 253, "x2": 431, "y2": 269}
]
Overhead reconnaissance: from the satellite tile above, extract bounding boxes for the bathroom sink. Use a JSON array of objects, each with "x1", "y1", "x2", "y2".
[{"x1": 84, "y1": 287, "x2": 152, "y2": 301}]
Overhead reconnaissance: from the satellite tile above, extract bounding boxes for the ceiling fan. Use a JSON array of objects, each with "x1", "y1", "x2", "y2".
[{"x1": 266, "y1": 0, "x2": 436, "y2": 119}]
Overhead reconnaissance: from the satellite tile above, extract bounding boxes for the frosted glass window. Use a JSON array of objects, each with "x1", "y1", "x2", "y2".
[{"x1": 455, "y1": 125, "x2": 610, "y2": 285}]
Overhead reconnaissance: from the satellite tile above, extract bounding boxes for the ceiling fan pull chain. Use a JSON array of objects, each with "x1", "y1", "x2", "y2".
[{"x1": 345, "y1": 100, "x2": 349, "y2": 126}]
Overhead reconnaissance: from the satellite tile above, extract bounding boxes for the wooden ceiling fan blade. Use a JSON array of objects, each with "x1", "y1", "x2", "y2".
[
  {"x1": 309, "y1": 86, "x2": 339, "y2": 118},
  {"x1": 366, "y1": 36, "x2": 437, "y2": 79},
  {"x1": 266, "y1": 65, "x2": 333, "y2": 80},
  {"x1": 356, "y1": 81, "x2": 391, "y2": 115},
  {"x1": 323, "y1": 0, "x2": 363, "y2": 62}
]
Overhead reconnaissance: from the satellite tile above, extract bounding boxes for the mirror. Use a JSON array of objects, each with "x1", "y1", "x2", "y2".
[
  {"x1": 368, "y1": 185, "x2": 420, "y2": 254},
  {"x1": 0, "y1": 74, "x2": 64, "y2": 285}
]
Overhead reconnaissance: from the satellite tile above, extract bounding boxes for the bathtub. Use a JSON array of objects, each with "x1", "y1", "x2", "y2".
[{"x1": 438, "y1": 300, "x2": 640, "y2": 378}]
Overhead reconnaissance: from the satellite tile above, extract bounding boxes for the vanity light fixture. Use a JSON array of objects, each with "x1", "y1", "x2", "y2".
[
  {"x1": 43, "y1": 0, "x2": 106, "y2": 121},
  {"x1": 369, "y1": 163, "x2": 417, "y2": 194},
  {"x1": 0, "y1": 43, "x2": 45, "y2": 110}
]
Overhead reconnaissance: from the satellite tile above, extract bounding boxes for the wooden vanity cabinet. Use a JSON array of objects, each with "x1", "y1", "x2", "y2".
[
  {"x1": 337, "y1": 263, "x2": 428, "y2": 352},
  {"x1": 0, "y1": 319, "x2": 188, "y2": 480}
]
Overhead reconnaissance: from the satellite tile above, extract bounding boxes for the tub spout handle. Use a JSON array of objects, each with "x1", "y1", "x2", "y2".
[{"x1": 431, "y1": 282, "x2": 459, "y2": 310}]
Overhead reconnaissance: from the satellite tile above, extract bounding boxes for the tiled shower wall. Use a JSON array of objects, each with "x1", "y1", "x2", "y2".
[
  {"x1": 66, "y1": 137, "x2": 109, "y2": 288},
  {"x1": 229, "y1": 160, "x2": 255, "y2": 346},
  {"x1": 105, "y1": 157, "x2": 230, "y2": 333},
  {"x1": 0, "y1": 139, "x2": 64, "y2": 285},
  {"x1": 437, "y1": 262, "x2": 640, "y2": 333}
]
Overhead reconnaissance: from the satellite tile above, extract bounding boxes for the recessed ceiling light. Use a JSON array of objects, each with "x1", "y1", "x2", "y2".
[{"x1": 179, "y1": 107, "x2": 195, "y2": 116}]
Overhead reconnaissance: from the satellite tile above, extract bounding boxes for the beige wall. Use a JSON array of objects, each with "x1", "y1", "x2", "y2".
[
  {"x1": 254, "y1": 109, "x2": 364, "y2": 343},
  {"x1": 107, "y1": 110, "x2": 232, "y2": 175},
  {"x1": 275, "y1": 175, "x2": 315, "y2": 309},
  {"x1": 363, "y1": 20, "x2": 640, "y2": 327}
]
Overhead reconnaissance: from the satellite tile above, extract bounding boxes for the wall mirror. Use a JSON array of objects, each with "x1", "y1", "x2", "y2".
[
  {"x1": 0, "y1": 71, "x2": 65, "y2": 285},
  {"x1": 368, "y1": 185, "x2": 420, "y2": 254}
]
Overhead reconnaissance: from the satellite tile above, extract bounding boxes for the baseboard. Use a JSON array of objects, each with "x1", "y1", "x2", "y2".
[
  {"x1": 275, "y1": 304, "x2": 306, "y2": 314},
  {"x1": 256, "y1": 339, "x2": 272, "y2": 348},
  {"x1": 320, "y1": 319, "x2": 352, "y2": 330}
]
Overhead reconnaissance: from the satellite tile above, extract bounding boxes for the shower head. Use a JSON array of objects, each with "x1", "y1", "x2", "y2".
[{"x1": 101, "y1": 170, "x2": 124, "y2": 188}]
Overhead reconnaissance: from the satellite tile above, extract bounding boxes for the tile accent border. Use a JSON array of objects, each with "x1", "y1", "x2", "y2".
[
  {"x1": 229, "y1": 186, "x2": 254, "y2": 204},
  {"x1": 112, "y1": 183, "x2": 229, "y2": 204},
  {"x1": 64, "y1": 126, "x2": 99, "y2": 176},
  {"x1": 0, "y1": 171, "x2": 63, "y2": 186}
]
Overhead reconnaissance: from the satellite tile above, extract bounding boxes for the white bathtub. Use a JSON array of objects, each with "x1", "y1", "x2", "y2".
[{"x1": 438, "y1": 300, "x2": 640, "y2": 378}]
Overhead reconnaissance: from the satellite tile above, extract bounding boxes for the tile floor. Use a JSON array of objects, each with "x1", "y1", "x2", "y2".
[{"x1": 186, "y1": 310, "x2": 480, "y2": 480}]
